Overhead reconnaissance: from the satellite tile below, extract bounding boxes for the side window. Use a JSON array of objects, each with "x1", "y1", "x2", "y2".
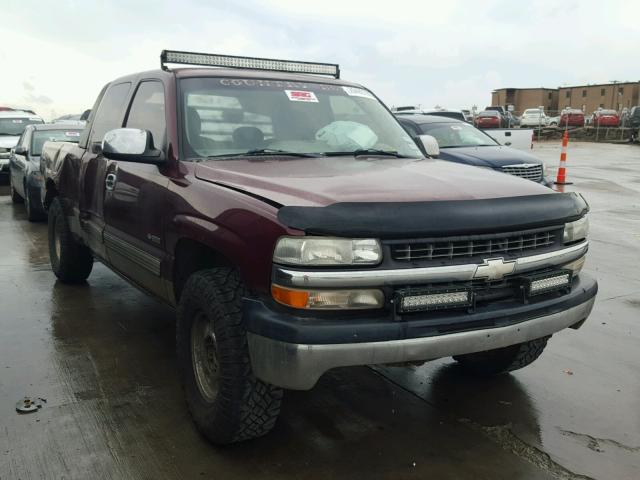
[
  {"x1": 125, "y1": 81, "x2": 166, "y2": 148},
  {"x1": 399, "y1": 121, "x2": 419, "y2": 137},
  {"x1": 20, "y1": 130, "x2": 31, "y2": 150},
  {"x1": 89, "y1": 82, "x2": 132, "y2": 145}
]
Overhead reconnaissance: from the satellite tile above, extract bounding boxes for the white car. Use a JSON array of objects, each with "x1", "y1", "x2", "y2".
[
  {"x1": 519, "y1": 108, "x2": 548, "y2": 128},
  {"x1": 0, "y1": 111, "x2": 44, "y2": 175}
]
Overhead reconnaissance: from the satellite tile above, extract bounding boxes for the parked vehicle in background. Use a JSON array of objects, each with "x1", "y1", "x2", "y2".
[
  {"x1": 592, "y1": 109, "x2": 619, "y2": 127},
  {"x1": 560, "y1": 109, "x2": 586, "y2": 128},
  {"x1": 504, "y1": 111, "x2": 520, "y2": 127},
  {"x1": 461, "y1": 109, "x2": 473, "y2": 122},
  {"x1": 41, "y1": 50, "x2": 597, "y2": 445},
  {"x1": 485, "y1": 106, "x2": 506, "y2": 115},
  {"x1": 519, "y1": 109, "x2": 548, "y2": 128},
  {"x1": 475, "y1": 110, "x2": 505, "y2": 128},
  {"x1": 628, "y1": 106, "x2": 640, "y2": 129},
  {"x1": 9, "y1": 124, "x2": 84, "y2": 220},
  {"x1": 53, "y1": 114, "x2": 88, "y2": 127},
  {"x1": 484, "y1": 128, "x2": 534, "y2": 152},
  {"x1": 548, "y1": 116, "x2": 560, "y2": 127},
  {"x1": 395, "y1": 108, "x2": 467, "y2": 122},
  {"x1": 0, "y1": 111, "x2": 44, "y2": 176},
  {"x1": 397, "y1": 114, "x2": 548, "y2": 184}
]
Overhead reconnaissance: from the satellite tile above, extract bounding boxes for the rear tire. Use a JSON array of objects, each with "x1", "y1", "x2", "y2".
[
  {"x1": 177, "y1": 268, "x2": 283, "y2": 444},
  {"x1": 10, "y1": 176, "x2": 23, "y2": 204},
  {"x1": 48, "y1": 197, "x2": 93, "y2": 283},
  {"x1": 453, "y1": 336, "x2": 549, "y2": 375}
]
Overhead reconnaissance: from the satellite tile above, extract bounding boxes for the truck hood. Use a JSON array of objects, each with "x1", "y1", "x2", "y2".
[
  {"x1": 0, "y1": 135, "x2": 20, "y2": 149},
  {"x1": 195, "y1": 156, "x2": 551, "y2": 207},
  {"x1": 438, "y1": 146, "x2": 542, "y2": 168}
]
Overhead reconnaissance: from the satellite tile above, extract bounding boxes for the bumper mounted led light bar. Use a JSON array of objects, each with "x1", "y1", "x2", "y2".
[
  {"x1": 396, "y1": 288, "x2": 473, "y2": 313},
  {"x1": 161, "y1": 50, "x2": 340, "y2": 78},
  {"x1": 523, "y1": 270, "x2": 572, "y2": 297}
]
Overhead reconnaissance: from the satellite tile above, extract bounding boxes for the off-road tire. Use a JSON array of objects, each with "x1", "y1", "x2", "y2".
[
  {"x1": 453, "y1": 336, "x2": 549, "y2": 375},
  {"x1": 10, "y1": 176, "x2": 23, "y2": 204},
  {"x1": 177, "y1": 268, "x2": 283, "y2": 444},
  {"x1": 48, "y1": 197, "x2": 93, "y2": 283}
]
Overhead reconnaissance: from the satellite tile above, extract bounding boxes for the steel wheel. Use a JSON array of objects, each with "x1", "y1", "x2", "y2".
[{"x1": 191, "y1": 311, "x2": 220, "y2": 403}]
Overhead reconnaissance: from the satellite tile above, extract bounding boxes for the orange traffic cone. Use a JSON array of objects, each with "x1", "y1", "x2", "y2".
[{"x1": 554, "y1": 131, "x2": 573, "y2": 185}]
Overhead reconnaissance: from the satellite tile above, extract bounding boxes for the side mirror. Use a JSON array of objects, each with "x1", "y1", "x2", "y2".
[
  {"x1": 14, "y1": 146, "x2": 27, "y2": 155},
  {"x1": 102, "y1": 128, "x2": 164, "y2": 164},
  {"x1": 417, "y1": 134, "x2": 440, "y2": 158}
]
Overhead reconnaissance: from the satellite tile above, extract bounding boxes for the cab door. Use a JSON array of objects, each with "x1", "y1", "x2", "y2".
[
  {"x1": 102, "y1": 80, "x2": 170, "y2": 299},
  {"x1": 79, "y1": 82, "x2": 132, "y2": 258}
]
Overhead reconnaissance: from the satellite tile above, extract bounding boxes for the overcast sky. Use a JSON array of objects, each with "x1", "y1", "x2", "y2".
[{"x1": 1, "y1": 0, "x2": 638, "y2": 120}]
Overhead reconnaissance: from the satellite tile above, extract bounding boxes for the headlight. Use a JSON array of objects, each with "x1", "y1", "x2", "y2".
[
  {"x1": 273, "y1": 236, "x2": 382, "y2": 266},
  {"x1": 563, "y1": 216, "x2": 589, "y2": 243}
]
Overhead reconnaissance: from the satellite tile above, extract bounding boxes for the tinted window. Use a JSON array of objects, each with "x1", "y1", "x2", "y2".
[
  {"x1": 420, "y1": 122, "x2": 497, "y2": 148},
  {"x1": 427, "y1": 111, "x2": 466, "y2": 121},
  {"x1": 0, "y1": 117, "x2": 43, "y2": 136},
  {"x1": 31, "y1": 129, "x2": 83, "y2": 156},
  {"x1": 90, "y1": 82, "x2": 131, "y2": 144},
  {"x1": 125, "y1": 81, "x2": 166, "y2": 148}
]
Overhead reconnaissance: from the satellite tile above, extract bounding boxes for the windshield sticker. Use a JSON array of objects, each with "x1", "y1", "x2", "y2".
[
  {"x1": 285, "y1": 90, "x2": 319, "y2": 103},
  {"x1": 342, "y1": 86, "x2": 375, "y2": 99},
  {"x1": 29, "y1": 117, "x2": 40, "y2": 121},
  {"x1": 12, "y1": 119, "x2": 24, "y2": 123},
  {"x1": 65, "y1": 131, "x2": 81, "y2": 137}
]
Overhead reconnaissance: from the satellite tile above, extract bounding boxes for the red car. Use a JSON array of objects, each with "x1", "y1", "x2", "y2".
[
  {"x1": 592, "y1": 110, "x2": 620, "y2": 127},
  {"x1": 475, "y1": 110, "x2": 504, "y2": 128},
  {"x1": 559, "y1": 109, "x2": 585, "y2": 127}
]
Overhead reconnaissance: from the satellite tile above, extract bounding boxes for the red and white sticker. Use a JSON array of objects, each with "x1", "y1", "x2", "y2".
[{"x1": 284, "y1": 90, "x2": 318, "y2": 103}]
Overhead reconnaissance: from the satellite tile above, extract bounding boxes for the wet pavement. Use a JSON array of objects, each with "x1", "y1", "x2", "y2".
[{"x1": 1, "y1": 141, "x2": 639, "y2": 479}]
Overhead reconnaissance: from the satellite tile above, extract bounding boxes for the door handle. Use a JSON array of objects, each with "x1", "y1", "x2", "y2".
[{"x1": 105, "y1": 173, "x2": 117, "y2": 191}]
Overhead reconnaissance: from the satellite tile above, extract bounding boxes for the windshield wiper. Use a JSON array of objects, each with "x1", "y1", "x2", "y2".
[
  {"x1": 324, "y1": 149, "x2": 411, "y2": 158},
  {"x1": 0, "y1": 132, "x2": 18, "y2": 136},
  {"x1": 207, "y1": 148, "x2": 322, "y2": 159}
]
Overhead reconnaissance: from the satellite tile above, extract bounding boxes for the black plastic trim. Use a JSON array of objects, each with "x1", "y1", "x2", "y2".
[
  {"x1": 243, "y1": 274, "x2": 597, "y2": 345},
  {"x1": 277, "y1": 193, "x2": 588, "y2": 239}
]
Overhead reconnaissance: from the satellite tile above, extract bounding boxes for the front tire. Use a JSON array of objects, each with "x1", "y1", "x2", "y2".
[
  {"x1": 48, "y1": 197, "x2": 93, "y2": 283},
  {"x1": 25, "y1": 183, "x2": 45, "y2": 222},
  {"x1": 10, "y1": 175, "x2": 23, "y2": 204},
  {"x1": 177, "y1": 268, "x2": 283, "y2": 444},
  {"x1": 453, "y1": 336, "x2": 549, "y2": 375}
]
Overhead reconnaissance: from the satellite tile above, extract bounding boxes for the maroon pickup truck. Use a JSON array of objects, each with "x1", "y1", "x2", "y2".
[{"x1": 41, "y1": 51, "x2": 597, "y2": 444}]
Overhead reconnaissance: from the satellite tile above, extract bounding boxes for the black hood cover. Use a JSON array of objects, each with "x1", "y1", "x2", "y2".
[{"x1": 278, "y1": 192, "x2": 589, "y2": 238}]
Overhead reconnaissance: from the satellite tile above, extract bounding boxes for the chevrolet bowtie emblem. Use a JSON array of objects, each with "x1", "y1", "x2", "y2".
[{"x1": 473, "y1": 258, "x2": 516, "y2": 281}]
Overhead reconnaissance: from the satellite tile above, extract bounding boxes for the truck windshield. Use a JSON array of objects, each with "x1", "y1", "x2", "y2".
[
  {"x1": 0, "y1": 118, "x2": 43, "y2": 136},
  {"x1": 419, "y1": 122, "x2": 498, "y2": 148},
  {"x1": 31, "y1": 129, "x2": 83, "y2": 156},
  {"x1": 179, "y1": 78, "x2": 423, "y2": 159}
]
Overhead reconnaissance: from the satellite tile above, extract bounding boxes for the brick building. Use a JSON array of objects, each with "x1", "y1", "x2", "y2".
[
  {"x1": 557, "y1": 82, "x2": 639, "y2": 113},
  {"x1": 491, "y1": 88, "x2": 558, "y2": 114},
  {"x1": 491, "y1": 82, "x2": 640, "y2": 115}
]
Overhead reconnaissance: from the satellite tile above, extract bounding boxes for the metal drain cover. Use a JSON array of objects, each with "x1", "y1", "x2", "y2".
[{"x1": 16, "y1": 397, "x2": 44, "y2": 414}]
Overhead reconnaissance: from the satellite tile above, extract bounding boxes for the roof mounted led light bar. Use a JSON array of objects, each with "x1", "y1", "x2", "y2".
[{"x1": 160, "y1": 50, "x2": 340, "y2": 78}]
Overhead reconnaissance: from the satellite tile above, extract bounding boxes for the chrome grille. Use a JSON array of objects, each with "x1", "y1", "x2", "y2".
[
  {"x1": 391, "y1": 229, "x2": 559, "y2": 262},
  {"x1": 501, "y1": 164, "x2": 543, "y2": 182}
]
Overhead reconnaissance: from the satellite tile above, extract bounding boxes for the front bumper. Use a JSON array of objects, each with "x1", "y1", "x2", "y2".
[{"x1": 246, "y1": 274, "x2": 597, "y2": 390}]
